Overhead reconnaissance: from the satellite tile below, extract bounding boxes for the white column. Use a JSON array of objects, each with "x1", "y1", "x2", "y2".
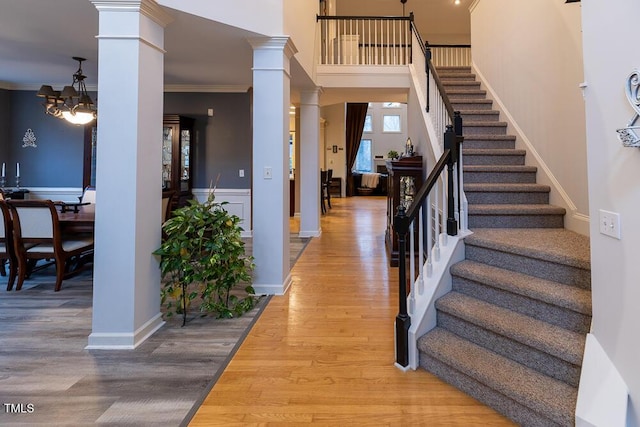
[
  {"x1": 299, "y1": 89, "x2": 322, "y2": 238},
  {"x1": 88, "y1": 0, "x2": 172, "y2": 349},
  {"x1": 249, "y1": 37, "x2": 297, "y2": 295}
]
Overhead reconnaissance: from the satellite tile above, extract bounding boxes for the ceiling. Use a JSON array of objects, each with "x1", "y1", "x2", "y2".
[{"x1": 0, "y1": 0, "x2": 471, "y2": 96}]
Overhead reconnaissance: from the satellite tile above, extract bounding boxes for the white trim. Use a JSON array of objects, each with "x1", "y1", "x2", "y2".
[
  {"x1": 25, "y1": 187, "x2": 83, "y2": 202},
  {"x1": 407, "y1": 232, "x2": 470, "y2": 369},
  {"x1": 472, "y1": 63, "x2": 590, "y2": 236},
  {"x1": 576, "y1": 334, "x2": 629, "y2": 427},
  {"x1": 252, "y1": 273, "x2": 292, "y2": 296},
  {"x1": 86, "y1": 314, "x2": 164, "y2": 350},
  {"x1": 299, "y1": 229, "x2": 321, "y2": 238},
  {"x1": 164, "y1": 85, "x2": 250, "y2": 93}
]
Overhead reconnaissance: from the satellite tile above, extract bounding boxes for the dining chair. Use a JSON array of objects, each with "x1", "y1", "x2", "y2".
[
  {"x1": 0, "y1": 200, "x2": 17, "y2": 290},
  {"x1": 324, "y1": 169, "x2": 333, "y2": 209},
  {"x1": 320, "y1": 170, "x2": 328, "y2": 214},
  {"x1": 162, "y1": 189, "x2": 175, "y2": 223},
  {"x1": 80, "y1": 186, "x2": 96, "y2": 204},
  {"x1": 7, "y1": 200, "x2": 94, "y2": 291}
]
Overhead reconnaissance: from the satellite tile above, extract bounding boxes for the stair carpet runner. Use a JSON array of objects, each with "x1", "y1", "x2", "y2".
[{"x1": 417, "y1": 66, "x2": 592, "y2": 426}]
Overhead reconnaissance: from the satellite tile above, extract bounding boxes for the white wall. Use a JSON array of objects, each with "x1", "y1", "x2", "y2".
[
  {"x1": 158, "y1": 0, "x2": 283, "y2": 35},
  {"x1": 284, "y1": 0, "x2": 319, "y2": 82},
  {"x1": 321, "y1": 103, "x2": 346, "y2": 195},
  {"x1": 582, "y1": 0, "x2": 640, "y2": 424},
  {"x1": 363, "y1": 103, "x2": 409, "y2": 172},
  {"x1": 470, "y1": 0, "x2": 589, "y2": 235}
]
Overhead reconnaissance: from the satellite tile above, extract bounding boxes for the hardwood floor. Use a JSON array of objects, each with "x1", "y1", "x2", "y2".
[{"x1": 190, "y1": 196, "x2": 514, "y2": 426}]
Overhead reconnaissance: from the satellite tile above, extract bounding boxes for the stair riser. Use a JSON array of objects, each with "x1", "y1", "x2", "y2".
[
  {"x1": 463, "y1": 154, "x2": 525, "y2": 165},
  {"x1": 437, "y1": 312, "x2": 581, "y2": 387},
  {"x1": 452, "y1": 101, "x2": 494, "y2": 111},
  {"x1": 447, "y1": 91, "x2": 487, "y2": 100},
  {"x1": 465, "y1": 191, "x2": 549, "y2": 204},
  {"x1": 439, "y1": 74, "x2": 476, "y2": 81},
  {"x1": 459, "y1": 112, "x2": 500, "y2": 122},
  {"x1": 464, "y1": 171, "x2": 537, "y2": 183},
  {"x1": 444, "y1": 83, "x2": 481, "y2": 91},
  {"x1": 462, "y1": 139, "x2": 516, "y2": 150},
  {"x1": 452, "y1": 276, "x2": 590, "y2": 334},
  {"x1": 436, "y1": 67, "x2": 472, "y2": 74},
  {"x1": 419, "y1": 353, "x2": 562, "y2": 426},
  {"x1": 468, "y1": 214, "x2": 564, "y2": 229},
  {"x1": 463, "y1": 125, "x2": 507, "y2": 136},
  {"x1": 465, "y1": 244, "x2": 591, "y2": 289}
]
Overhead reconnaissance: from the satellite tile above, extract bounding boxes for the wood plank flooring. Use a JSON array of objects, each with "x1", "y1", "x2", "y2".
[{"x1": 190, "y1": 196, "x2": 514, "y2": 426}]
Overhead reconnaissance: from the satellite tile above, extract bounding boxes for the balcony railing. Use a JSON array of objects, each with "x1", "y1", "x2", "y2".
[{"x1": 317, "y1": 15, "x2": 413, "y2": 65}]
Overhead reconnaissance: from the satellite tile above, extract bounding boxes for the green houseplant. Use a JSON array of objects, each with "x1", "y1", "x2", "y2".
[
  {"x1": 387, "y1": 150, "x2": 399, "y2": 159},
  {"x1": 154, "y1": 193, "x2": 256, "y2": 326}
]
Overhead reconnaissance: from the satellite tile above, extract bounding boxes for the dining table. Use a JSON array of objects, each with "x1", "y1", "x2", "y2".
[{"x1": 56, "y1": 202, "x2": 95, "y2": 235}]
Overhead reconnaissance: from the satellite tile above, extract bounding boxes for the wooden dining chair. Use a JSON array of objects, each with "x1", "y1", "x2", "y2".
[
  {"x1": 80, "y1": 186, "x2": 96, "y2": 204},
  {"x1": 7, "y1": 200, "x2": 94, "y2": 291},
  {"x1": 0, "y1": 200, "x2": 17, "y2": 290},
  {"x1": 162, "y1": 189, "x2": 175, "y2": 222}
]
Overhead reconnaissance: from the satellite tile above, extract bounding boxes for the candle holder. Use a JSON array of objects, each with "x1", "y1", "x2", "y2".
[
  {"x1": 15, "y1": 176, "x2": 20, "y2": 189},
  {"x1": 0, "y1": 176, "x2": 5, "y2": 190}
]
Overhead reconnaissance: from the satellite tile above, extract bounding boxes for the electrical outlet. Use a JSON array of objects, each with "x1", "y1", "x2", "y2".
[
  {"x1": 599, "y1": 209, "x2": 621, "y2": 240},
  {"x1": 263, "y1": 167, "x2": 272, "y2": 179},
  {"x1": 239, "y1": 169, "x2": 244, "y2": 177}
]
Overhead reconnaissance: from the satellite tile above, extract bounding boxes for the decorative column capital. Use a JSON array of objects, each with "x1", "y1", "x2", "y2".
[
  {"x1": 90, "y1": 0, "x2": 173, "y2": 27},
  {"x1": 247, "y1": 36, "x2": 298, "y2": 59}
]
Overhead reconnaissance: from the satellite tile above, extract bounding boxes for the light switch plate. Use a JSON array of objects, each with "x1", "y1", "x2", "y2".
[{"x1": 599, "y1": 209, "x2": 621, "y2": 239}]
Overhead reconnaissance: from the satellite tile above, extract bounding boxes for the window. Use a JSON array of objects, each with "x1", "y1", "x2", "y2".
[
  {"x1": 383, "y1": 115, "x2": 401, "y2": 132},
  {"x1": 363, "y1": 115, "x2": 373, "y2": 133},
  {"x1": 354, "y1": 139, "x2": 372, "y2": 172}
]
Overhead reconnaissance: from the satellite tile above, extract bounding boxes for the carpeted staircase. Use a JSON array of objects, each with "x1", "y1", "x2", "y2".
[{"x1": 417, "y1": 66, "x2": 592, "y2": 426}]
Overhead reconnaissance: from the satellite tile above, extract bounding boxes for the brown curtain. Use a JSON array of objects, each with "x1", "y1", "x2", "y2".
[{"x1": 345, "y1": 103, "x2": 369, "y2": 196}]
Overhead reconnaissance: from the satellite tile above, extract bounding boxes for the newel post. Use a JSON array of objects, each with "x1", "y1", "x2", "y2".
[
  {"x1": 444, "y1": 125, "x2": 458, "y2": 236},
  {"x1": 393, "y1": 204, "x2": 411, "y2": 368}
]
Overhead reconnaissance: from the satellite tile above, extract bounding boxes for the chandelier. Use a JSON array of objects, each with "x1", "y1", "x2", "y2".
[{"x1": 37, "y1": 57, "x2": 97, "y2": 125}]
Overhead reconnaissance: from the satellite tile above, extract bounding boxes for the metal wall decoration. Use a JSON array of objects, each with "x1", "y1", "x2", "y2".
[
  {"x1": 22, "y1": 128, "x2": 37, "y2": 148},
  {"x1": 616, "y1": 69, "x2": 640, "y2": 147}
]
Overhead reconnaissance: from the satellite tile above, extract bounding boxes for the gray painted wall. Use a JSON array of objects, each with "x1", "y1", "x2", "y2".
[
  {"x1": 164, "y1": 92, "x2": 252, "y2": 189},
  {"x1": 2, "y1": 90, "x2": 253, "y2": 189},
  {"x1": 0, "y1": 89, "x2": 10, "y2": 163},
  {"x1": 8, "y1": 90, "x2": 85, "y2": 187}
]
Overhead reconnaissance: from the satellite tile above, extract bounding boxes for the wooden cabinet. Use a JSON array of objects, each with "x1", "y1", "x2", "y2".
[
  {"x1": 163, "y1": 115, "x2": 195, "y2": 207},
  {"x1": 385, "y1": 156, "x2": 423, "y2": 267}
]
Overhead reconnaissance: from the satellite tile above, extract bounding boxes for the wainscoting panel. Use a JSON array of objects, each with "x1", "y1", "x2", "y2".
[
  {"x1": 25, "y1": 187, "x2": 252, "y2": 237},
  {"x1": 26, "y1": 187, "x2": 83, "y2": 202},
  {"x1": 191, "y1": 188, "x2": 252, "y2": 237}
]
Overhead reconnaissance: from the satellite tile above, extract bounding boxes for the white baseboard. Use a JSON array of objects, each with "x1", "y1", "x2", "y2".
[
  {"x1": 299, "y1": 229, "x2": 321, "y2": 238},
  {"x1": 252, "y1": 273, "x2": 292, "y2": 296},
  {"x1": 86, "y1": 313, "x2": 165, "y2": 350}
]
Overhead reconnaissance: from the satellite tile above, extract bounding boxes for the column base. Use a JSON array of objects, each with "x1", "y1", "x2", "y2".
[{"x1": 86, "y1": 313, "x2": 164, "y2": 350}]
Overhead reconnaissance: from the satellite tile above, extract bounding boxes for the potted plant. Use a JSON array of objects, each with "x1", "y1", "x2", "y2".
[
  {"x1": 387, "y1": 150, "x2": 399, "y2": 159},
  {"x1": 153, "y1": 192, "x2": 257, "y2": 326}
]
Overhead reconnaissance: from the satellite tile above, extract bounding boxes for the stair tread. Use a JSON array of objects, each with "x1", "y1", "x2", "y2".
[
  {"x1": 464, "y1": 121, "x2": 508, "y2": 127},
  {"x1": 464, "y1": 165, "x2": 537, "y2": 172},
  {"x1": 468, "y1": 204, "x2": 566, "y2": 215},
  {"x1": 465, "y1": 228, "x2": 590, "y2": 270},
  {"x1": 459, "y1": 110, "x2": 500, "y2": 115},
  {"x1": 436, "y1": 292, "x2": 585, "y2": 365},
  {"x1": 451, "y1": 260, "x2": 592, "y2": 315},
  {"x1": 463, "y1": 134, "x2": 516, "y2": 140},
  {"x1": 463, "y1": 148, "x2": 526, "y2": 156},
  {"x1": 419, "y1": 328, "x2": 577, "y2": 425},
  {"x1": 464, "y1": 183, "x2": 550, "y2": 192}
]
